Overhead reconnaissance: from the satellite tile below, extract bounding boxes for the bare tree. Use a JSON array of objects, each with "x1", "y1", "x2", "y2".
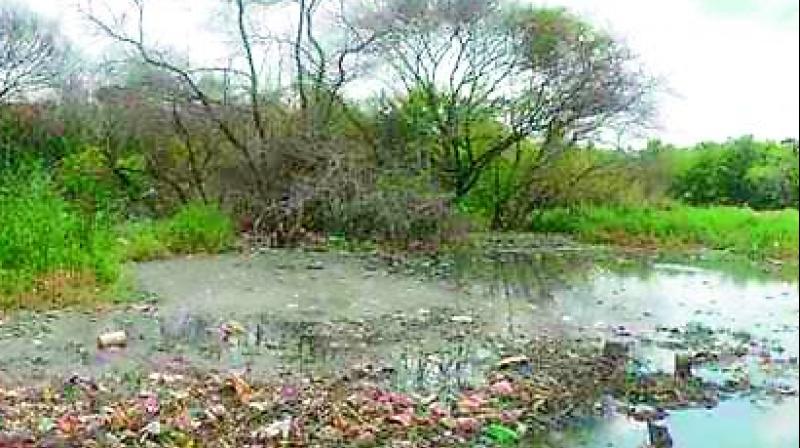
[
  {"x1": 82, "y1": 0, "x2": 379, "y2": 241},
  {"x1": 82, "y1": 0, "x2": 275, "y2": 199},
  {"x1": 0, "y1": 4, "x2": 69, "y2": 102}
]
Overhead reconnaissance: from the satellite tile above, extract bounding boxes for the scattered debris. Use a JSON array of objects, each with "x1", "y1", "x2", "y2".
[
  {"x1": 497, "y1": 355, "x2": 529, "y2": 369},
  {"x1": 96, "y1": 331, "x2": 127, "y2": 349}
]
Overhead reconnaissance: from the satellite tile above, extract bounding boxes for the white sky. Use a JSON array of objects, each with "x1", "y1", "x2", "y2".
[{"x1": 17, "y1": 0, "x2": 800, "y2": 146}]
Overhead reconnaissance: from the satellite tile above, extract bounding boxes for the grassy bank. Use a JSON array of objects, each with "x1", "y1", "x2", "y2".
[
  {"x1": 530, "y1": 205, "x2": 799, "y2": 259},
  {"x1": 0, "y1": 173, "x2": 234, "y2": 309},
  {"x1": 0, "y1": 172, "x2": 121, "y2": 309}
]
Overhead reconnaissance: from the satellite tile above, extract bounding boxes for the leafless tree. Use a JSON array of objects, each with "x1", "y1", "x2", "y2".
[
  {"x1": 82, "y1": 0, "x2": 273, "y2": 200},
  {"x1": 82, "y1": 0, "x2": 379, "y2": 241},
  {"x1": 0, "y1": 4, "x2": 69, "y2": 102}
]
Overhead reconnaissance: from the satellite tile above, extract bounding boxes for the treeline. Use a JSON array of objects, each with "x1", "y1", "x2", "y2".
[
  {"x1": 1, "y1": 0, "x2": 656, "y2": 243},
  {"x1": 656, "y1": 138, "x2": 798, "y2": 209},
  {"x1": 461, "y1": 136, "x2": 798, "y2": 227}
]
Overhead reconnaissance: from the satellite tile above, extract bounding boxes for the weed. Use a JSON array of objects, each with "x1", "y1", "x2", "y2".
[
  {"x1": 121, "y1": 202, "x2": 235, "y2": 261},
  {"x1": 0, "y1": 169, "x2": 121, "y2": 308}
]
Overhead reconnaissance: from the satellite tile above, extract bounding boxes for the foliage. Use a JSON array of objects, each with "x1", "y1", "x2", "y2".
[
  {"x1": 0, "y1": 167, "x2": 120, "y2": 308},
  {"x1": 0, "y1": 165, "x2": 232, "y2": 307},
  {"x1": 160, "y1": 202, "x2": 235, "y2": 253},
  {"x1": 463, "y1": 136, "x2": 798, "y2": 231},
  {"x1": 368, "y1": 3, "x2": 654, "y2": 199},
  {"x1": 119, "y1": 221, "x2": 170, "y2": 262},
  {"x1": 0, "y1": 104, "x2": 72, "y2": 170},
  {"x1": 0, "y1": 3, "x2": 795, "y2": 307},
  {"x1": 531, "y1": 205, "x2": 799, "y2": 259},
  {"x1": 670, "y1": 136, "x2": 798, "y2": 209},
  {"x1": 461, "y1": 145, "x2": 654, "y2": 229},
  {"x1": 312, "y1": 172, "x2": 461, "y2": 246}
]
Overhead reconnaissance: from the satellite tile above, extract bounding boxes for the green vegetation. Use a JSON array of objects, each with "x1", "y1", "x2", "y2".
[
  {"x1": 0, "y1": 169, "x2": 120, "y2": 308},
  {"x1": 531, "y1": 205, "x2": 799, "y2": 259},
  {"x1": 462, "y1": 136, "x2": 798, "y2": 227},
  {"x1": 0, "y1": 169, "x2": 233, "y2": 306},
  {"x1": 121, "y1": 203, "x2": 235, "y2": 261},
  {"x1": 662, "y1": 137, "x2": 798, "y2": 209}
]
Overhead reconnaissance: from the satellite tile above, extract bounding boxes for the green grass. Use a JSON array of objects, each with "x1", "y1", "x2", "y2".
[
  {"x1": 530, "y1": 205, "x2": 799, "y2": 259},
  {"x1": 120, "y1": 202, "x2": 235, "y2": 261},
  {"x1": 0, "y1": 169, "x2": 234, "y2": 308},
  {"x1": 0, "y1": 172, "x2": 121, "y2": 308}
]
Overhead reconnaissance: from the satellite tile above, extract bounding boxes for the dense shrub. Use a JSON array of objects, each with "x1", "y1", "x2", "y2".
[
  {"x1": 670, "y1": 137, "x2": 798, "y2": 209},
  {"x1": 312, "y1": 173, "x2": 462, "y2": 246},
  {"x1": 162, "y1": 202, "x2": 235, "y2": 253}
]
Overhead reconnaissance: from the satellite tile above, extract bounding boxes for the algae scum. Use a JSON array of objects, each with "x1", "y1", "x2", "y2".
[{"x1": 0, "y1": 239, "x2": 797, "y2": 446}]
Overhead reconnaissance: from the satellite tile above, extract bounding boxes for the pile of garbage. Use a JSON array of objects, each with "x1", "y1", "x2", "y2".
[{"x1": 0, "y1": 336, "x2": 631, "y2": 447}]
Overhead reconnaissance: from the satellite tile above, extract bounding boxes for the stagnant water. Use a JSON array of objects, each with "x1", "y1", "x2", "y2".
[{"x1": 0, "y1": 243, "x2": 797, "y2": 446}]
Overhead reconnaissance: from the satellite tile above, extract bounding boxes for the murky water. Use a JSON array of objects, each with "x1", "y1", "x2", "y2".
[{"x1": 0, "y1": 243, "x2": 797, "y2": 446}]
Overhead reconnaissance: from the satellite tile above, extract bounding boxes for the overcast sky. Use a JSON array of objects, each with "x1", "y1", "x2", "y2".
[{"x1": 20, "y1": 0, "x2": 800, "y2": 146}]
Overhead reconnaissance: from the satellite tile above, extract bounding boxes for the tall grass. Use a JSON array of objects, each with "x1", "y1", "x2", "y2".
[
  {"x1": 0, "y1": 171, "x2": 120, "y2": 308},
  {"x1": 531, "y1": 205, "x2": 799, "y2": 259},
  {"x1": 1, "y1": 164, "x2": 234, "y2": 308},
  {"x1": 120, "y1": 202, "x2": 235, "y2": 261}
]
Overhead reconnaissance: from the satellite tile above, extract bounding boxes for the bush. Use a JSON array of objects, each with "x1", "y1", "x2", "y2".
[
  {"x1": 120, "y1": 221, "x2": 170, "y2": 262},
  {"x1": 0, "y1": 169, "x2": 120, "y2": 308},
  {"x1": 670, "y1": 137, "x2": 799, "y2": 209},
  {"x1": 162, "y1": 202, "x2": 235, "y2": 253},
  {"x1": 121, "y1": 202, "x2": 235, "y2": 260}
]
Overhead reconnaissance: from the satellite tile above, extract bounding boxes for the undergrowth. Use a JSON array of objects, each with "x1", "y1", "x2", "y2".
[
  {"x1": 0, "y1": 170, "x2": 120, "y2": 309},
  {"x1": 1, "y1": 170, "x2": 234, "y2": 308},
  {"x1": 120, "y1": 202, "x2": 235, "y2": 262}
]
